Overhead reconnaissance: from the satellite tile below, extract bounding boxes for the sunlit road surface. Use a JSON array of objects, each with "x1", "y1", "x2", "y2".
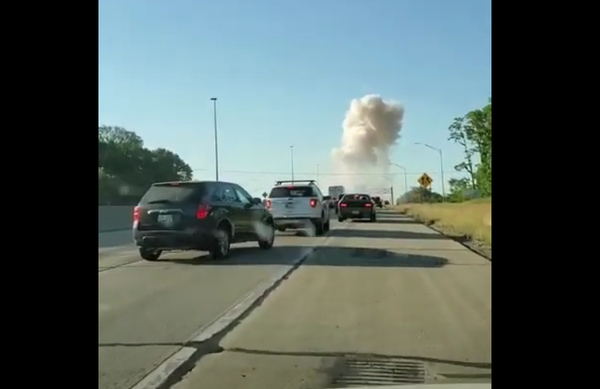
[
  {"x1": 173, "y1": 210, "x2": 492, "y2": 389},
  {"x1": 98, "y1": 224, "x2": 329, "y2": 389}
]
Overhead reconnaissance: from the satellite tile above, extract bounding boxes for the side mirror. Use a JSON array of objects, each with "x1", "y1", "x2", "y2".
[{"x1": 253, "y1": 197, "x2": 262, "y2": 205}]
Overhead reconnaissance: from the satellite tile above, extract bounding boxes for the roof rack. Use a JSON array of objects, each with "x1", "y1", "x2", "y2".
[{"x1": 275, "y1": 179, "x2": 316, "y2": 185}]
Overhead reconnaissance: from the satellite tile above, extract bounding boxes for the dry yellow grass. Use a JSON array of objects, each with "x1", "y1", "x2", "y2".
[{"x1": 393, "y1": 198, "x2": 491, "y2": 246}]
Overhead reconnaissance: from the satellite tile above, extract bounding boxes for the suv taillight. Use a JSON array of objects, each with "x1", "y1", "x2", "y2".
[
  {"x1": 196, "y1": 204, "x2": 211, "y2": 219},
  {"x1": 265, "y1": 199, "x2": 272, "y2": 209},
  {"x1": 339, "y1": 203, "x2": 347, "y2": 207},
  {"x1": 133, "y1": 206, "x2": 140, "y2": 222},
  {"x1": 309, "y1": 198, "x2": 318, "y2": 207},
  {"x1": 365, "y1": 203, "x2": 372, "y2": 207}
]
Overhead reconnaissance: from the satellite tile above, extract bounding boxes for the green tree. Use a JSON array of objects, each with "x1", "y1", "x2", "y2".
[
  {"x1": 398, "y1": 187, "x2": 443, "y2": 204},
  {"x1": 98, "y1": 125, "x2": 194, "y2": 205},
  {"x1": 466, "y1": 98, "x2": 491, "y2": 195},
  {"x1": 447, "y1": 98, "x2": 492, "y2": 198},
  {"x1": 448, "y1": 117, "x2": 477, "y2": 188},
  {"x1": 447, "y1": 177, "x2": 470, "y2": 202}
]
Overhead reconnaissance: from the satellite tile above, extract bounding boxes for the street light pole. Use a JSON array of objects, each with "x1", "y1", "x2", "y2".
[
  {"x1": 382, "y1": 175, "x2": 394, "y2": 204},
  {"x1": 290, "y1": 146, "x2": 295, "y2": 181},
  {"x1": 316, "y1": 164, "x2": 319, "y2": 186},
  {"x1": 390, "y1": 163, "x2": 408, "y2": 199},
  {"x1": 210, "y1": 97, "x2": 219, "y2": 181},
  {"x1": 415, "y1": 143, "x2": 445, "y2": 201}
]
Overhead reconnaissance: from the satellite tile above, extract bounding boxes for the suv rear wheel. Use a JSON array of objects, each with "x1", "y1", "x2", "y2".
[
  {"x1": 211, "y1": 226, "x2": 230, "y2": 259},
  {"x1": 258, "y1": 220, "x2": 275, "y2": 249},
  {"x1": 139, "y1": 248, "x2": 161, "y2": 261},
  {"x1": 323, "y1": 218, "x2": 330, "y2": 232},
  {"x1": 313, "y1": 216, "x2": 325, "y2": 236}
]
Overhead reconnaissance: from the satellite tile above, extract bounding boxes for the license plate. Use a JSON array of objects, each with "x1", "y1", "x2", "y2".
[
  {"x1": 157, "y1": 214, "x2": 173, "y2": 227},
  {"x1": 352, "y1": 210, "x2": 359, "y2": 215}
]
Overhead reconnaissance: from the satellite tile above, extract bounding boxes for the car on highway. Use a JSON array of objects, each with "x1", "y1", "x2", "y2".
[
  {"x1": 265, "y1": 179, "x2": 331, "y2": 235},
  {"x1": 338, "y1": 193, "x2": 377, "y2": 222},
  {"x1": 133, "y1": 180, "x2": 275, "y2": 261}
]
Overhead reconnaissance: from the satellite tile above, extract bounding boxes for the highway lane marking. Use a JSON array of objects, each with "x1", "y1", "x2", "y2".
[{"x1": 129, "y1": 347, "x2": 197, "y2": 389}]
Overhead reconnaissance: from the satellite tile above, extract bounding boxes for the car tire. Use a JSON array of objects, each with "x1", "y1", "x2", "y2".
[
  {"x1": 313, "y1": 217, "x2": 325, "y2": 236},
  {"x1": 370, "y1": 213, "x2": 376, "y2": 222},
  {"x1": 338, "y1": 217, "x2": 344, "y2": 222},
  {"x1": 139, "y1": 248, "x2": 161, "y2": 261},
  {"x1": 258, "y1": 220, "x2": 275, "y2": 249},
  {"x1": 277, "y1": 227, "x2": 286, "y2": 232},
  {"x1": 210, "y1": 226, "x2": 231, "y2": 259}
]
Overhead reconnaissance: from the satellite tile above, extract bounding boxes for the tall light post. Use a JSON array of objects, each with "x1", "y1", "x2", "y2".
[
  {"x1": 415, "y1": 142, "x2": 445, "y2": 201},
  {"x1": 390, "y1": 163, "x2": 408, "y2": 200},
  {"x1": 210, "y1": 97, "x2": 219, "y2": 181},
  {"x1": 316, "y1": 164, "x2": 319, "y2": 186},
  {"x1": 290, "y1": 146, "x2": 295, "y2": 181},
  {"x1": 381, "y1": 175, "x2": 394, "y2": 204}
]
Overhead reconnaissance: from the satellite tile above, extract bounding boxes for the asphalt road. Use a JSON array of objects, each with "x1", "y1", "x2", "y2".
[
  {"x1": 98, "y1": 224, "x2": 328, "y2": 389},
  {"x1": 99, "y1": 210, "x2": 491, "y2": 389},
  {"x1": 172, "y1": 210, "x2": 492, "y2": 389}
]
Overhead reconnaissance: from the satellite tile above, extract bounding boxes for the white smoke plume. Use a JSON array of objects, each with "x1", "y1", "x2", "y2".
[
  {"x1": 332, "y1": 94, "x2": 404, "y2": 168},
  {"x1": 331, "y1": 95, "x2": 405, "y2": 191}
]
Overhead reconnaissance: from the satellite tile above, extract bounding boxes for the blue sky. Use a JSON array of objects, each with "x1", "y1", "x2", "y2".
[{"x1": 99, "y1": 0, "x2": 491, "y2": 197}]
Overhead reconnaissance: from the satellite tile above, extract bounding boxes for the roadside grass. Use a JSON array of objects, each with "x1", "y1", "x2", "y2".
[{"x1": 393, "y1": 198, "x2": 491, "y2": 247}]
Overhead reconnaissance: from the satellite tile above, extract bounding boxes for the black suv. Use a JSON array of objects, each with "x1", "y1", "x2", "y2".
[{"x1": 133, "y1": 181, "x2": 275, "y2": 261}]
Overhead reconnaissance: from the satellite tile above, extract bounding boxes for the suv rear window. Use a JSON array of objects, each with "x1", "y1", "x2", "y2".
[
  {"x1": 139, "y1": 183, "x2": 208, "y2": 204},
  {"x1": 269, "y1": 186, "x2": 314, "y2": 198}
]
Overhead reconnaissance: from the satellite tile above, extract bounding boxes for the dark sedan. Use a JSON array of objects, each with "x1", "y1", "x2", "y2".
[{"x1": 337, "y1": 194, "x2": 377, "y2": 222}]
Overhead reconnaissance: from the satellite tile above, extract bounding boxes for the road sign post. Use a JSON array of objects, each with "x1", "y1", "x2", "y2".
[{"x1": 417, "y1": 173, "x2": 433, "y2": 189}]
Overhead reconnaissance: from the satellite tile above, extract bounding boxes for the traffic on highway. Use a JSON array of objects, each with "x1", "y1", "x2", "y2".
[
  {"x1": 99, "y1": 178, "x2": 491, "y2": 389},
  {"x1": 99, "y1": 1, "x2": 491, "y2": 388}
]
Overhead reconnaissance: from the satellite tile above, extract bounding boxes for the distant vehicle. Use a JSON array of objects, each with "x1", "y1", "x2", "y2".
[
  {"x1": 328, "y1": 185, "x2": 345, "y2": 199},
  {"x1": 338, "y1": 193, "x2": 377, "y2": 222},
  {"x1": 133, "y1": 181, "x2": 275, "y2": 261},
  {"x1": 372, "y1": 196, "x2": 383, "y2": 208},
  {"x1": 266, "y1": 180, "x2": 331, "y2": 235},
  {"x1": 384, "y1": 200, "x2": 390, "y2": 206},
  {"x1": 328, "y1": 185, "x2": 345, "y2": 212}
]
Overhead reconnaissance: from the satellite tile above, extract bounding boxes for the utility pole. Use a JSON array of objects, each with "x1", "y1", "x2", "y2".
[
  {"x1": 389, "y1": 163, "x2": 408, "y2": 201},
  {"x1": 210, "y1": 97, "x2": 219, "y2": 181}
]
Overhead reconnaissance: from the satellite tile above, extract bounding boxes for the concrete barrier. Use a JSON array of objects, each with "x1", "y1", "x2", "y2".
[{"x1": 99, "y1": 206, "x2": 134, "y2": 233}]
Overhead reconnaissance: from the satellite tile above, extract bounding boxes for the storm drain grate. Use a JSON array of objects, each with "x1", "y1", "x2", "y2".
[{"x1": 331, "y1": 358, "x2": 426, "y2": 387}]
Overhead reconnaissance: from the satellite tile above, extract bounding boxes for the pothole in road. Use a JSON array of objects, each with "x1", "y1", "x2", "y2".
[{"x1": 330, "y1": 357, "x2": 427, "y2": 387}]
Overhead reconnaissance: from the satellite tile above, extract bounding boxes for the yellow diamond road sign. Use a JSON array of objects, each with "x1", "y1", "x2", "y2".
[{"x1": 418, "y1": 173, "x2": 433, "y2": 188}]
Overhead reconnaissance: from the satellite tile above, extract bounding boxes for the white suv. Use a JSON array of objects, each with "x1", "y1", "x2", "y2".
[{"x1": 265, "y1": 180, "x2": 331, "y2": 236}]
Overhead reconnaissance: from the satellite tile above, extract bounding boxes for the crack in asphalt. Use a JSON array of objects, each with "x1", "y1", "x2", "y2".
[
  {"x1": 99, "y1": 342, "x2": 186, "y2": 347},
  {"x1": 98, "y1": 259, "x2": 142, "y2": 273}
]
